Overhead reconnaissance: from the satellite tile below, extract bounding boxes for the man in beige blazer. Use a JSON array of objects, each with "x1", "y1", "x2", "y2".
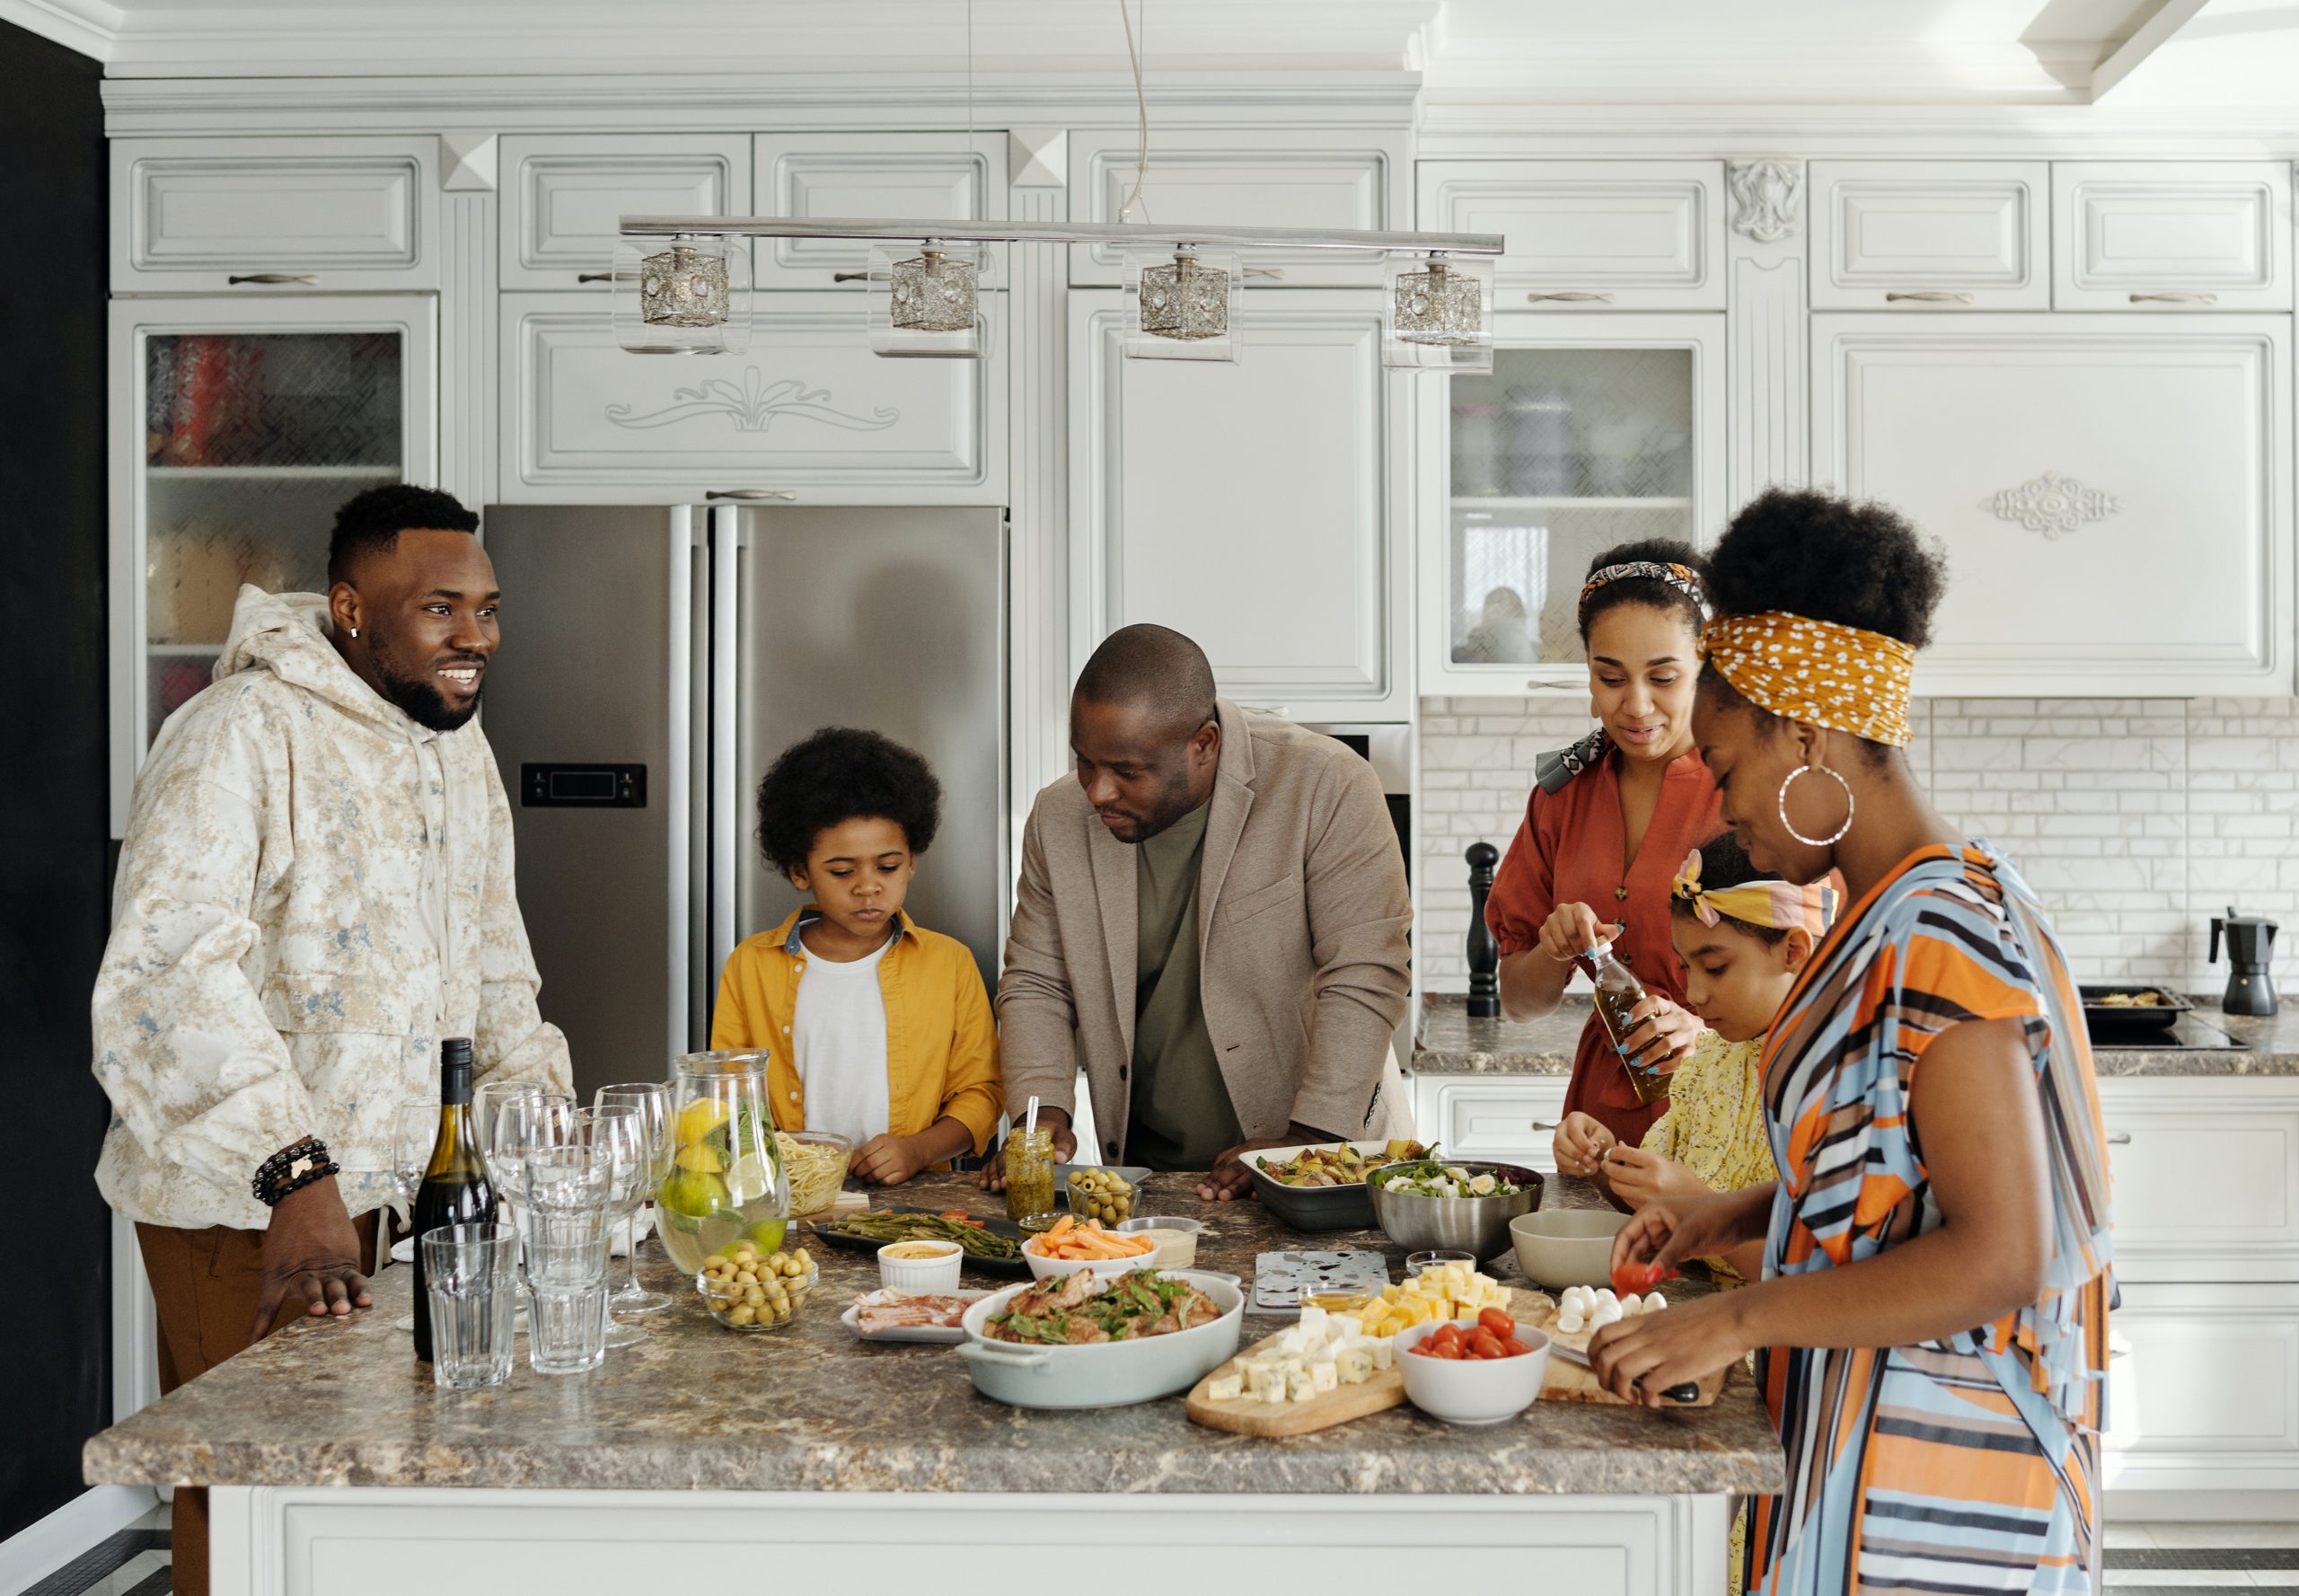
[{"x1": 987, "y1": 624, "x2": 1412, "y2": 1200}]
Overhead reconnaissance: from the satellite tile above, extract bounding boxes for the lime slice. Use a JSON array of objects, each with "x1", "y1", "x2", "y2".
[
  {"x1": 674, "y1": 1142, "x2": 727, "y2": 1174},
  {"x1": 727, "y1": 1151, "x2": 775, "y2": 1204}
]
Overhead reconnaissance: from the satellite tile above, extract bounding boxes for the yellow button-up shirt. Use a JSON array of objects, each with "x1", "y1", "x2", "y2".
[{"x1": 709, "y1": 906, "x2": 1003, "y2": 1156}]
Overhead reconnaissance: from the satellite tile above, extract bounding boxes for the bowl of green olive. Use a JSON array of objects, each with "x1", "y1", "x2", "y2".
[
  {"x1": 1063, "y1": 1166, "x2": 1143, "y2": 1224},
  {"x1": 696, "y1": 1242, "x2": 817, "y2": 1330}
]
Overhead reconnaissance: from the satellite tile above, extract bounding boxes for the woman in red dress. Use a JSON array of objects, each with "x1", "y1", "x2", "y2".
[{"x1": 1484, "y1": 541, "x2": 1722, "y2": 1162}]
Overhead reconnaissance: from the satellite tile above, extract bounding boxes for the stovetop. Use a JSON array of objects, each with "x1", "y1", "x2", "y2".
[{"x1": 2092, "y1": 1014, "x2": 2249, "y2": 1052}]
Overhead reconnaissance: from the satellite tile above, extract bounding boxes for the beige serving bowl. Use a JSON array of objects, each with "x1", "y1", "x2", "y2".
[{"x1": 1509, "y1": 1208, "x2": 1632, "y2": 1291}]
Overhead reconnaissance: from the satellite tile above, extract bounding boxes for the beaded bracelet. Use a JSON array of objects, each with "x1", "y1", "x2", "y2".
[{"x1": 251, "y1": 1136, "x2": 339, "y2": 1208}]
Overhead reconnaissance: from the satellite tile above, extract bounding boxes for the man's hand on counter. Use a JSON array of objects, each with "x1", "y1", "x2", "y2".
[
  {"x1": 975, "y1": 1107, "x2": 1077, "y2": 1191},
  {"x1": 251, "y1": 1174, "x2": 372, "y2": 1345},
  {"x1": 1197, "y1": 1125, "x2": 1331, "y2": 1202}
]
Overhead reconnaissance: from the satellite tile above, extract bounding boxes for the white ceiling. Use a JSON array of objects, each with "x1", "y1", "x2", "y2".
[{"x1": 0, "y1": 0, "x2": 2287, "y2": 104}]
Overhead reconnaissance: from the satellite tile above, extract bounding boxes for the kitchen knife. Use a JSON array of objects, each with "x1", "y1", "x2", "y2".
[{"x1": 1547, "y1": 1339, "x2": 1700, "y2": 1405}]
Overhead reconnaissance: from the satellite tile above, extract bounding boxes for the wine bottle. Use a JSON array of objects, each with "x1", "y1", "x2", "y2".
[{"x1": 411, "y1": 1036, "x2": 497, "y2": 1362}]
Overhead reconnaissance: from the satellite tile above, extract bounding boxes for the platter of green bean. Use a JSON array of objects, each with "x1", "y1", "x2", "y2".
[{"x1": 814, "y1": 1206, "x2": 1031, "y2": 1274}]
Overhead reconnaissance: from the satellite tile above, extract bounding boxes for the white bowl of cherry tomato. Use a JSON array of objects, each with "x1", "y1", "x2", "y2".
[{"x1": 1396, "y1": 1307, "x2": 1551, "y2": 1425}]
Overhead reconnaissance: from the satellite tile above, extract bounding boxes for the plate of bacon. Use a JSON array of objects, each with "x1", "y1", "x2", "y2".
[{"x1": 842, "y1": 1288, "x2": 991, "y2": 1344}]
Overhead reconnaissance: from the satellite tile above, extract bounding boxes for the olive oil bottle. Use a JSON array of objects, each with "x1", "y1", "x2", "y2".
[
  {"x1": 411, "y1": 1036, "x2": 497, "y2": 1362},
  {"x1": 1588, "y1": 941, "x2": 1671, "y2": 1107}
]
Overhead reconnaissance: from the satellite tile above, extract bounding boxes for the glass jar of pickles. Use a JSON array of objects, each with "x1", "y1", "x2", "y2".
[{"x1": 1003, "y1": 1125, "x2": 1058, "y2": 1230}]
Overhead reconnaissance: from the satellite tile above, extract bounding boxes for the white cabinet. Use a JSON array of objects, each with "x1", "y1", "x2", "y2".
[
  {"x1": 753, "y1": 133, "x2": 1007, "y2": 289},
  {"x1": 500, "y1": 136, "x2": 750, "y2": 291},
  {"x1": 1412, "y1": 1076, "x2": 1569, "y2": 1172},
  {"x1": 1811, "y1": 313, "x2": 2291, "y2": 697},
  {"x1": 2098, "y1": 1077, "x2": 2299, "y2": 1283},
  {"x1": 1067, "y1": 288, "x2": 1406, "y2": 719},
  {"x1": 2105, "y1": 1283, "x2": 2299, "y2": 1494},
  {"x1": 107, "y1": 294, "x2": 436, "y2": 832},
  {"x1": 500, "y1": 291, "x2": 1006, "y2": 505},
  {"x1": 1418, "y1": 313, "x2": 1727, "y2": 696},
  {"x1": 2053, "y1": 161, "x2": 2292, "y2": 312},
  {"x1": 113, "y1": 137, "x2": 439, "y2": 293},
  {"x1": 1417, "y1": 162, "x2": 1727, "y2": 312},
  {"x1": 1809, "y1": 161, "x2": 2048, "y2": 310},
  {"x1": 1067, "y1": 129, "x2": 1408, "y2": 288}
]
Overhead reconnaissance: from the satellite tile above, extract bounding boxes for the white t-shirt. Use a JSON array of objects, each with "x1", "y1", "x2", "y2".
[{"x1": 789, "y1": 930, "x2": 894, "y2": 1146}]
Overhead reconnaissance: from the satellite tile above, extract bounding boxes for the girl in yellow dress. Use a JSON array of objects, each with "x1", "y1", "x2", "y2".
[{"x1": 1554, "y1": 832, "x2": 1835, "y2": 1282}]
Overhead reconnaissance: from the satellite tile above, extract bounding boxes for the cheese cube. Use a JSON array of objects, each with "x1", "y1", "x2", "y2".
[
  {"x1": 1334, "y1": 1343, "x2": 1372, "y2": 1384},
  {"x1": 1207, "y1": 1373, "x2": 1244, "y2": 1402},
  {"x1": 1368, "y1": 1336, "x2": 1395, "y2": 1371},
  {"x1": 1277, "y1": 1327, "x2": 1312, "y2": 1357},
  {"x1": 1311, "y1": 1361, "x2": 1339, "y2": 1393},
  {"x1": 1244, "y1": 1362, "x2": 1284, "y2": 1402},
  {"x1": 1331, "y1": 1314, "x2": 1363, "y2": 1341},
  {"x1": 1287, "y1": 1368, "x2": 1317, "y2": 1403},
  {"x1": 1298, "y1": 1304, "x2": 1329, "y2": 1338}
]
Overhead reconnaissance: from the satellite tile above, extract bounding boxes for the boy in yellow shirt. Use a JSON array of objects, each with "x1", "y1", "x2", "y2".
[{"x1": 710, "y1": 727, "x2": 1002, "y2": 1185}]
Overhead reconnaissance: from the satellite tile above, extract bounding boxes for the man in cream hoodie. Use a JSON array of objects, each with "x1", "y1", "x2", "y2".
[{"x1": 92, "y1": 485, "x2": 571, "y2": 1592}]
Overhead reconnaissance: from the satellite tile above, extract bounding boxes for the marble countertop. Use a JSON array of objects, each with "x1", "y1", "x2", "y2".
[
  {"x1": 1412, "y1": 992, "x2": 2299, "y2": 1078},
  {"x1": 84, "y1": 1173, "x2": 1781, "y2": 1499}
]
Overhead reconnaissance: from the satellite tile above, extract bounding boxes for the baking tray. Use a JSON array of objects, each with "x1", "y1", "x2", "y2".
[
  {"x1": 808, "y1": 1204, "x2": 1033, "y2": 1277},
  {"x1": 2079, "y1": 983, "x2": 2192, "y2": 1039}
]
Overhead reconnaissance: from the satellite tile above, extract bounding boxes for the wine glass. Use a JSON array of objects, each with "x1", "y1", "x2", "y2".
[
  {"x1": 389, "y1": 1099, "x2": 440, "y2": 1331},
  {"x1": 490, "y1": 1093, "x2": 576, "y2": 1311},
  {"x1": 595, "y1": 1081, "x2": 673, "y2": 1316},
  {"x1": 472, "y1": 1080, "x2": 543, "y2": 1186},
  {"x1": 584, "y1": 1105, "x2": 647, "y2": 1347}
]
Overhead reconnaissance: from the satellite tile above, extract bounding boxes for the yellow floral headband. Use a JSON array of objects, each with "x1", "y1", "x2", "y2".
[
  {"x1": 1698, "y1": 610, "x2": 1916, "y2": 748},
  {"x1": 1670, "y1": 849, "x2": 1837, "y2": 938}
]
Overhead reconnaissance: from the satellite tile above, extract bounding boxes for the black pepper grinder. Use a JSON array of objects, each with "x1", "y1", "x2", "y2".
[{"x1": 1467, "y1": 842, "x2": 1501, "y2": 1018}]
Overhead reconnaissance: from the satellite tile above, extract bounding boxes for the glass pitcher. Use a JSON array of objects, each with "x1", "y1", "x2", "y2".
[{"x1": 659, "y1": 1050, "x2": 789, "y2": 1274}]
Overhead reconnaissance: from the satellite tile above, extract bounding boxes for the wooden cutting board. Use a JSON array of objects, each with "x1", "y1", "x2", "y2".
[
  {"x1": 1533, "y1": 1305, "x2": 1727, "y2": 1407},
  {"x1": 1185, "y1": 1289, "x2": 1722, "y2": 1434},
  {"x1": 794, "y1": 1190, "x2": 870, "y2": 1224}
]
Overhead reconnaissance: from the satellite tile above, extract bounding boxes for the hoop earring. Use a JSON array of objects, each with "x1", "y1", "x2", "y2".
[{"x1": 1778, "y1": 763, "x2": 1854, "y2": 848}]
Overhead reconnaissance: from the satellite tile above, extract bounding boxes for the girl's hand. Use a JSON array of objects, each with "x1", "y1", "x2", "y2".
[
  {"x1": 1536, "y1": 902, "x2": 1613, "y2": 966},
  {"x1": 1590, "y1": 1291, "x2": 1750, "y2": 1406},
  {"x1": 1615, "y1": 995, "x2": 1702, "y2": 1075},
  {"x1": 1552, "y1": 1112, "x2": 1616, "y2": 1178},
  {"x1": 1600, "y1": 1146, "x2": 1710, "y2": 1211}
]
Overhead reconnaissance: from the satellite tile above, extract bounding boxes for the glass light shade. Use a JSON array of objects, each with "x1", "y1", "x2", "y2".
[
  {"x1": 612, "y1": 236, "x2": 752, "y2": 355},
  {"x1": 1384, "y1": 252, "x2": 1494, "y2": 374},
  {"x1": 1124, "y1": 248, "x2": 1241, "y2": 363},
  {"x1": 867, "y1": 241, "x2": 982, "y2": 358}
]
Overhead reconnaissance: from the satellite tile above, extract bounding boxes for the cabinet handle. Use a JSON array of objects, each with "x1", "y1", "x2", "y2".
[
  {"x1": 577, "y1": 270, "x2": 619, "y2": 285},
  {"x1": 705, "y1": 489, "x2": 798, "y2": 502},
  {"x1": 1244, "y1": 267, "x2": 1289, "y2": 280},
  {"x1": 227, "y1": 273, "x2": 316, "y2": 287},
  {"x1": 1526, "y1": 679, "x2": 1585, "y2": 692},
  {"x1": 1529, "y1": 1121, "x2": 1558, "y2": 1132},
  {"x1": 1527, "y1": 291, "x2": 1615, "y2": 304},
  {"x1": 2129, "y1": 290, "x2": 2218, "y2": 304},
  {"x1": 1884, "y1": 290, "x2": 1976, "y2": 304},
  {"x1": 2106, "y1": 1132, "x2": 2133, "y2": 1145},
  {"x1": 832, "y1": 270, "x2": 873, "y2": 284}
]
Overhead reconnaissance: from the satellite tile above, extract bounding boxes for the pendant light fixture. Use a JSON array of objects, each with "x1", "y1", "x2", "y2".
[
  {"x1": 1124, "y1": 246, "x2": 1241, "y2": 361},
  {"x1": 612, "y1": 234, "x2": 751, "y2": 356},
  {"x1": 1383, "y1": 251, "x2": 1495, "y2": 373},
  {"x1": 868, "y1": 0, "x2": 983, "y2": 357}
]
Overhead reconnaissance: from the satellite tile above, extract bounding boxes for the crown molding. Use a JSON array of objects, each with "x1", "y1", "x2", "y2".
[
  {"x1": 1419, "y1": 39, "x2": 2105, "y2": 108},
  {"x1": 1413, "y1": 101, "x2": 2299, "y2": 161},
  {"x1": 101, "y1": 71, "x2": 1422, "y2": 137},
  {"x1": 0, "y1": 0, "x2": 121, "y2": 60}
]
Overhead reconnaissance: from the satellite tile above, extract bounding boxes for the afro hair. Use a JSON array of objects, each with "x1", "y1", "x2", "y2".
[{"x1": 753, "y1": 727, "x2": 942, "y2": 878}]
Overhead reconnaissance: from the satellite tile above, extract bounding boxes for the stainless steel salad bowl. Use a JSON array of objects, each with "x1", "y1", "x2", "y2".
[{"x1": 1367, "y1": 1160, "x2": 1543, "y2": 1262}]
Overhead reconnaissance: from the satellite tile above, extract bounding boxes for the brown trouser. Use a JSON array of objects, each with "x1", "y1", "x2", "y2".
[{"x1": 135, "y1": 1214, "x2": 382, "y2": 1596}]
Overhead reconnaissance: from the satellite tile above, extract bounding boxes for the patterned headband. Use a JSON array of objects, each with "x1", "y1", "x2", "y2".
[
  {"x1": 1577, "y1": 561, "x2": 1711, "y2": 623},
  {"x1": 1699, "y1": 610, "x2": 1916, "y2": 748},
  {"x1": 1670, "y1": 849, "x2": 1837, "y2": 938}
]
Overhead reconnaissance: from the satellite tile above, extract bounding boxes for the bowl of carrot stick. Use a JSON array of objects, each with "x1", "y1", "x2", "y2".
[{"x1": 1019, "y1": 1214, "x2": 1162, "y2": 1280}]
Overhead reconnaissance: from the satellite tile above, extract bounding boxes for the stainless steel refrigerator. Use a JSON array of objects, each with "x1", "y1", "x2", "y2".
[{"x1": 481, "y1": 504, "x2": 1007, "y2": 1100}]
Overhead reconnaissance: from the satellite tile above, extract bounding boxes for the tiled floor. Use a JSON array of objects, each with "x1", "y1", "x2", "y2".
[{"x1": 25, "y1": 1515, "x2": 2299, "y2": 1593}]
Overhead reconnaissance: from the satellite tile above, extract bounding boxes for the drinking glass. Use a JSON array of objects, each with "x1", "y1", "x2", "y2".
[
  {"x1": 389, "y1": 1099, "x2": 440, "y2": 1331},
  {"x1": 491, "y1": 1092, "x2": 575, "y2": 1312},
  {"x1": 1406, "y1": 1250, "x2": 1476, "y2": 1278},
  {"x1": 421, "y1": 1222, "x2": 519, "y2": 1389},
  {"x1": 586, "y1": 1105, "x2": 648, "y2": 1347},
  {"x1": 521, "y1": 1141, "x2": 613, "y2": 1375},
  {"x1": 595, "y1": 1081, "x2": 674, "y2": 1316}
]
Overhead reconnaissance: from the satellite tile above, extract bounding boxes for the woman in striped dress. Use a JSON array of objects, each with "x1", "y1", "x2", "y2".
[{"x1": 1589, "y1": 488, "x2": 2115, "y2": 1596}]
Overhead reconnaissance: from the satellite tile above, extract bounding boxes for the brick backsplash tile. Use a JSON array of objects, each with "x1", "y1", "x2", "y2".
[{"x1": 1416, "y1": 694, "x2": 2299, "y2": 996}]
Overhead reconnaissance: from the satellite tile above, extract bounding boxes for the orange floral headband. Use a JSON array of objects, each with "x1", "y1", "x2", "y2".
[
  {"x1": 1670, "y1": 849, "x2": 1837, "y2": 938},
  {"x1": 1698, "y1": 610, "x2": 1916, "y2": 748}
]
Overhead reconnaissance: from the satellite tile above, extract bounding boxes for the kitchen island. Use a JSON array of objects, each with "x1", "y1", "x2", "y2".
[{"x1": 86, "y1": 1172, "x2": 1779, "y2": 1596}]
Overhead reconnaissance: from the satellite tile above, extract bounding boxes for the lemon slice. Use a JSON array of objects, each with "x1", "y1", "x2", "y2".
[
  {"x1": 674, "y1": 1099, "x2": 730, "y2": 1146},
  {"x1": 674, "y1": 1142, "x2": 727, "y2": 1174}
]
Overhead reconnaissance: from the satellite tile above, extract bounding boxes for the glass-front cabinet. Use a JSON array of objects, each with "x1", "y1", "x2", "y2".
[
  {"x1": 1418, "y1": 313, "x2": 1724, "y2": 694},
  {"x1": 110, "y1": 295, "x2": 436, "y2": 830}
]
